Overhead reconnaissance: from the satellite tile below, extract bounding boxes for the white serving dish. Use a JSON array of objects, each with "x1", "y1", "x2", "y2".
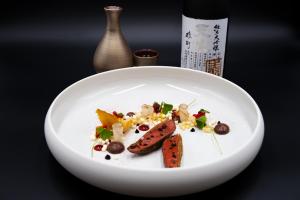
[{"x1": 45, "y1": 66, "x2": 264, "y2": 197}]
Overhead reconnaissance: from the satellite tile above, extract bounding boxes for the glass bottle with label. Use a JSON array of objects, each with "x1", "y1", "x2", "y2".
[{"x1": 181, "y1": 0, "x2": 229, "y2": 76}]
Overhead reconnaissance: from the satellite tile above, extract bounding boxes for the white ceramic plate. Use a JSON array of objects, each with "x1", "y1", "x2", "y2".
[{"x1": 45, "y1": 66, "x2": 264, "y2": 197}]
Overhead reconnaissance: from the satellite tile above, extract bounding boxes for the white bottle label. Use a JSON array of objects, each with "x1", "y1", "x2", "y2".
[{"x1": 181, "y1": 15, "x2": 228, "y2": 76}]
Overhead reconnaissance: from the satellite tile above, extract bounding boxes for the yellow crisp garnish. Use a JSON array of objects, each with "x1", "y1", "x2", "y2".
[{"x1": 96, "y1": 109, "x2": 118, "y2": 129}]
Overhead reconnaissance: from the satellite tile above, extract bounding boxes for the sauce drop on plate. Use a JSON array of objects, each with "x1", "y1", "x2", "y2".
[
  {"x1": 214, "y1": 122, "x2": 230, "y2": 135},
  {"x1": 139, "y1": 124, "x2": 150, "y2": 131},
  {"x1": 94, "y1": 145, "x2": 103, "y2": 151},
  {"x1": 107, "y1": 142, "x2": 125, "y2": 154}
]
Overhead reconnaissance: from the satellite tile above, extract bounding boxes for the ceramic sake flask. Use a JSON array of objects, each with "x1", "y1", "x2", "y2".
[{"x1": 93, "y1": 6, "x2": 133, "y2": 72}]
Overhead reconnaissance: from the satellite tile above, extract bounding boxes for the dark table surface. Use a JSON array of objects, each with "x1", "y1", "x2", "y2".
[{"x1": 1, "y1": 0, "x2": 300, "y2": 199}]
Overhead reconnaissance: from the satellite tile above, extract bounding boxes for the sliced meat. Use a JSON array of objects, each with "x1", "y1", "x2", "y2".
[
  {"x1": 127, "y1": 119, "x2": 176, "y2": 154},
  {"x1": 162, "y1": 134, "x2": 183, "y2": 168}
]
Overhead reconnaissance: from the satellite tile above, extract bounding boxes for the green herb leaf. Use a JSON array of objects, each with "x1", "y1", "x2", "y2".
[
  {"x1": 196, "y1": 116, "x2": 207, "y2": 129},
  {"x1": 96, "y1": 127, "x2": 113, "y2": 140},
  {"x1": 161, "y1": 102, "x2": 173, "y2": 114},
  {"x1": 199, "y1": 109, "x2": 210, "y2": 113}
]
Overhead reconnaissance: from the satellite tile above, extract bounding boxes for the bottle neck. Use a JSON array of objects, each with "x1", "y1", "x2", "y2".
[{"x1": 105, "y1": 9, "x2": 121, "y2": 32}]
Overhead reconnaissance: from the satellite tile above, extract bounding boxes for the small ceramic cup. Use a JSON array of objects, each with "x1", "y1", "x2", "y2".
[{"x1": 133, "y1": 49, "x2": 159, "y2": 66}]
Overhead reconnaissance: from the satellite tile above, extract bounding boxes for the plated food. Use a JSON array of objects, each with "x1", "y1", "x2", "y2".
[
  {"x1": 162, "y1": 135, "x2": 183, "y2": 168},
  {"x1": 45, "y1": 66, "x2": 264, "y2": 196},
  {"x1": 91, "y1": 101, "x2": 230, "y2": 168}
]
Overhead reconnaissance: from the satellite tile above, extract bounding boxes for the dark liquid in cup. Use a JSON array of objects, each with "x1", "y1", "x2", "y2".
[{"x1": 135, "y1": 50, "x2": 158, "y2": 58}]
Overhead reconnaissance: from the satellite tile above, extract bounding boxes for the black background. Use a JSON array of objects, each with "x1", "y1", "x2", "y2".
[{"x1": 1, "y1": 0, "x2": 300, "y2": 199}]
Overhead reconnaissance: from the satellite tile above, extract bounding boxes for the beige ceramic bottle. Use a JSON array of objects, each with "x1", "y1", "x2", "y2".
[{"x1": 93, "y1": 6, "x2": 133, "y2": 72}]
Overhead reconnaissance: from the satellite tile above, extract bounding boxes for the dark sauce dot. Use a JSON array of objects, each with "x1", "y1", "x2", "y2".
[
  {"x1": 105, "y1": 154, "x2": 111, "y2": 160},
  {"x1": 107, "y1": 142, "x2": 125, "y2": 154},
  {"x1": 214, "y1": 122, "x2": 230, "y2": 135},
  {"x1": 135, "y1": 129, "x2": 139, "y2": 134},
  {"x1": 190, "y1": 128, "x2": 195, "y2": 132}
]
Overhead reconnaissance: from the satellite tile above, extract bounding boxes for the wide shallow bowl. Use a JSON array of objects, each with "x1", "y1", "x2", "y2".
[{"x1": 45, "y1": 66, "x2": 264, "y2": 197}]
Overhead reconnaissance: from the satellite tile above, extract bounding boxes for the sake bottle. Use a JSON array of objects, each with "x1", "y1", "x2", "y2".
[{"x1": 181, "y1": 0, "x2": 229, "y2": 76}]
